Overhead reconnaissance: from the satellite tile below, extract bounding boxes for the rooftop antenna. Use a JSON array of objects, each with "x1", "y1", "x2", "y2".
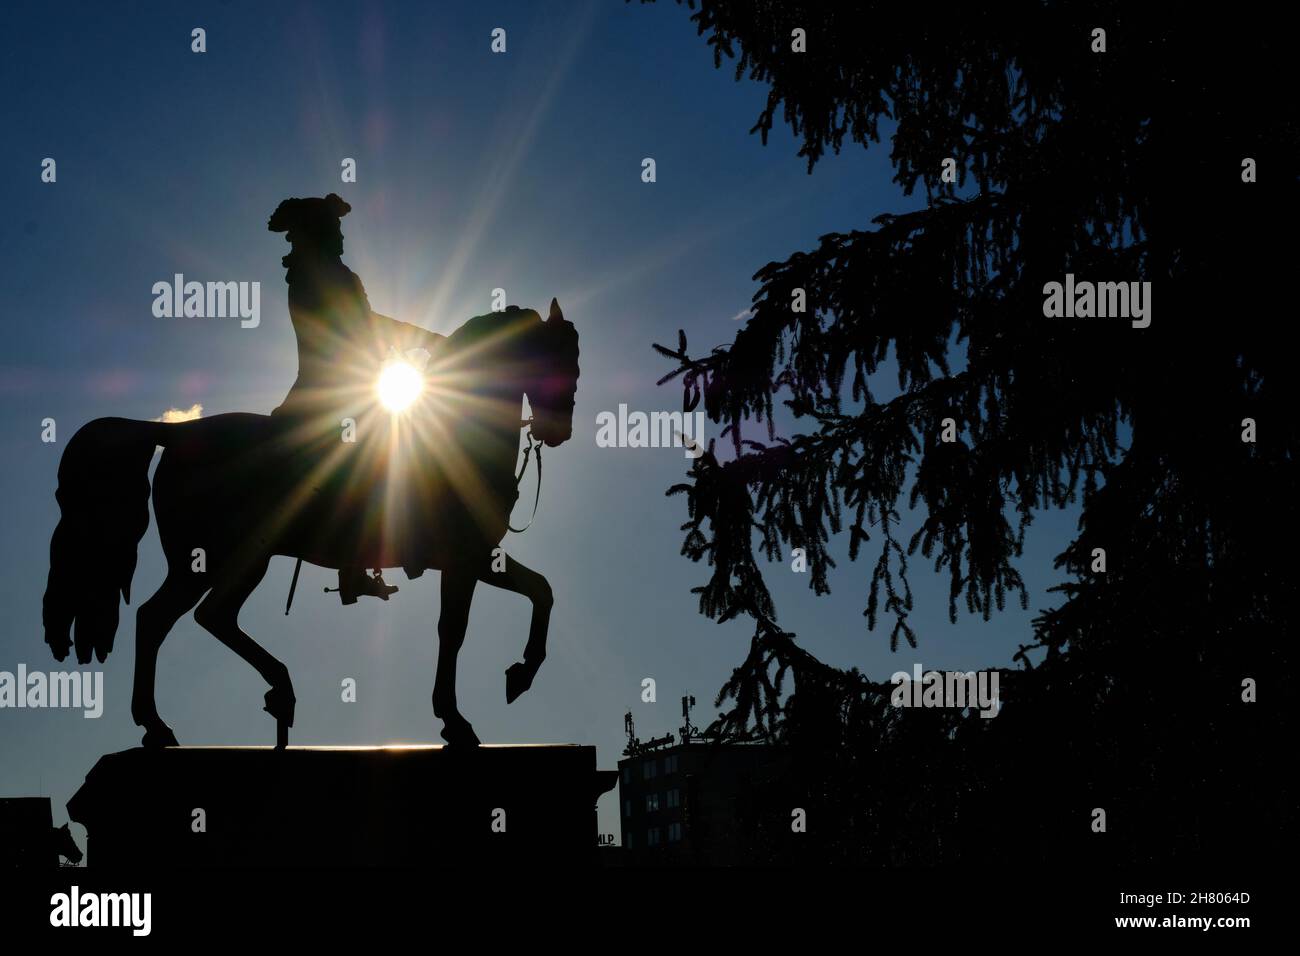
[
  {"x1": 679, "y1": 694, "x2": 697, "y2": 742},
  {"x1": 623, "y1": 710, "x2": 638, "y2": 756}
]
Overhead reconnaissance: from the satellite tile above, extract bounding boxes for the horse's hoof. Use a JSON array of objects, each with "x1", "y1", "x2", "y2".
[
  {"x1": 264, "y1": 686, "x2": 296, "y2": 750},
  {"x1": 440, "y1": 719, "x2": 481, "y2": 748},
  {"x1": 142, "y1": 725, "x2": 179, "y2": 749},
  {"x1": 505, "y1": 660, "x2": 540, "y2": 704}
]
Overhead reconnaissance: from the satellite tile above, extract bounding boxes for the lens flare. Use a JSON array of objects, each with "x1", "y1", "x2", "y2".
[{"x1": 377, "y1": 361, "x2": 424, "y2": 412}]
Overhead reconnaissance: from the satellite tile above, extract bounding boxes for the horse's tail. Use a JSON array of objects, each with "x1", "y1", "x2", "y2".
[{"x1": 44, "y1": 417, "x2": 168, "y2": 664}]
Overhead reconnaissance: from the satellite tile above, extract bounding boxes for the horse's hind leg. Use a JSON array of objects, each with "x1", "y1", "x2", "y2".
[
  {"x1": 132, "y1": 570, "x2": 207, "y2": 748},
  {"x1": 192, "y1": 557, "x2": 294, "y2": 747},
  {"x1": 433, "y1": 563, "x2": 481, "y2": 747},
  {"x1": 476, "y1": 552, "x2": 552, "y2": 704}
]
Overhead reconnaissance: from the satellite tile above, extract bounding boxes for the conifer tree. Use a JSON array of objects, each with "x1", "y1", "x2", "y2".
[{"x1": 647, "y1": 1, "x2": 1296, "y2": 862}]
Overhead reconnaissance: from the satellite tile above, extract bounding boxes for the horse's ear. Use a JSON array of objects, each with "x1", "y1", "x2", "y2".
[{"x1": 548, "y1": 298, "x2": 563, "y2": 322}]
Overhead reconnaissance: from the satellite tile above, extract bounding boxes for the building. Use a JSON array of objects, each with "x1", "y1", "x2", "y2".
[{"x1": 616, "y1": 699, "x2": 783, "y2": 865}]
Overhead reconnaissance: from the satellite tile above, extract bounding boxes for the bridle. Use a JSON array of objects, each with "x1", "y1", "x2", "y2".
[{"x1": 509, "y1": 418, "x2": 543, "y2": 534}]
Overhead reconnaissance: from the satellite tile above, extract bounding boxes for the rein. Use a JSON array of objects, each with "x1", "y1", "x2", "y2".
[{"x1": 509, "y1": 419, "x2": 543, "y2": 534}]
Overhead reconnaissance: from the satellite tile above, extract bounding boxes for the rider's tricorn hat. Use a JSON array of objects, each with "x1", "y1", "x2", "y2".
[{"x1": 267, "y1": 193, "x2": 351, "y2": 240}]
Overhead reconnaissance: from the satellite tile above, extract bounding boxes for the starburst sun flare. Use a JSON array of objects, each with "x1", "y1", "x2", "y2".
[{"x1": 377, "y1": 360, "x2": 424, "y2": 412}]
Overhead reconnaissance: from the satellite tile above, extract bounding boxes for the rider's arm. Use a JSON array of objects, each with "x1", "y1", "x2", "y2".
[
  {"x1": 370, "y1": 310, "x2": 446, "y2": 357},
  {"x1": 342, "y1": 267, "x2": 444, "y2": 357}
]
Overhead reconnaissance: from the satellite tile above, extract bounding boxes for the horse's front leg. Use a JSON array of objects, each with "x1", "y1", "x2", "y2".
[
  {"x1": 433, "y1": 564, "x2": 481, "y2": 747},
  {"x1": 477, "y1": 552, "x2": 552, "y2": 704}
]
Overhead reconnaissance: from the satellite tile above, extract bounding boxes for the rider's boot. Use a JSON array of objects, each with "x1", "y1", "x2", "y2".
[{"x1": 338, "y1": 567, "x2": 399, "y2": 605}]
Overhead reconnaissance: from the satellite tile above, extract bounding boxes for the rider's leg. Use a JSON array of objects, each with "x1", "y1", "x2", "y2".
[{"x1": 338, "y1": 566, "x2": 399, "y2": 604}]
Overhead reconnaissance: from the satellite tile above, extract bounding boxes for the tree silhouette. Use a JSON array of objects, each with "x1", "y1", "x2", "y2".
[{"x1": 647, "y1": 1, "x2": 1296, "y2": 863}]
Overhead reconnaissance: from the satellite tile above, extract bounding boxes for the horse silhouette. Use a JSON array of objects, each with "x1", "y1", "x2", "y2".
[{"x1": 42, "y1": 300, "x2": 579, "y2": 748}]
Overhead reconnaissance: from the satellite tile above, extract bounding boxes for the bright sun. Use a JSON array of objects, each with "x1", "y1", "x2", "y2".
[{"x1": 377, "y1": 361, "x2": 424, "y2": 412}]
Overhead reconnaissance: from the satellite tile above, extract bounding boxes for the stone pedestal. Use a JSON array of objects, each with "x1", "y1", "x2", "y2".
[{"x1": 67, "y1": 745, "x2": 617, "y2": 866}]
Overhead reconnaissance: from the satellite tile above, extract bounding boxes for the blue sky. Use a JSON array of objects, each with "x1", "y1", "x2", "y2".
[{"x1": 0, "y1": 0, "x2": 1083, "y2": 845}]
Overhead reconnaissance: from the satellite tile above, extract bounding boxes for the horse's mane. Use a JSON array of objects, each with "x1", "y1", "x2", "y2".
[{"x1": 445, "y1": 308, "x2": 539, "y2": 356}]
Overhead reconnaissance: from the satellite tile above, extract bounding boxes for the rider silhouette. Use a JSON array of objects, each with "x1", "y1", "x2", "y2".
[{"x1": 268, "y1": 193, "x2": 444, "y2": 603}]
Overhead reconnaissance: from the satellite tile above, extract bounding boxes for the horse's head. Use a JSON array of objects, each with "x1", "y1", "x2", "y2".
[{"x1": 526, "y1": 299, "x2": 580, "y2": 447}]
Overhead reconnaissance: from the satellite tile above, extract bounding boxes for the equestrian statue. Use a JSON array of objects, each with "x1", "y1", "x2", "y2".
[{"x1": 41, "y1": 194, "x2": 580, "y2": 749}]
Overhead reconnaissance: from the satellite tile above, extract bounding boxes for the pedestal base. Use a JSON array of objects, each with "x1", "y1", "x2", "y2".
[{"x1": 67, "y1": 745, "x2": 617, "y2": 867}]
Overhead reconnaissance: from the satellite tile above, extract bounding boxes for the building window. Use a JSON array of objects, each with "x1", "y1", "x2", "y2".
[
  {"x1": 622, "y1": 766, "x2": 631, "y2": 784},
  {"x1": 666, "y1": 788, "x2": 680, "y2": 808},
  {"x1": 645, "y1": 793, "x2": 659, "y2": 812},
  {"x1": 642, "y1": 759, "x2": 656, "y2": 780},
  {"x1": 664, "y1": 755, "x2": 678, "y2": 774},
  {"x1": 669, "y1": 822, "x2": 682, "y2": 842},
  {"x1": 647, "y1": 827, "x2": 661, "y2": 847},
  {"x1": 626, "y1": 832, "x2": 634, "y2": 849},
  {"x1": 623, "y1": 800, "x2": 632, "y2": 818}
]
